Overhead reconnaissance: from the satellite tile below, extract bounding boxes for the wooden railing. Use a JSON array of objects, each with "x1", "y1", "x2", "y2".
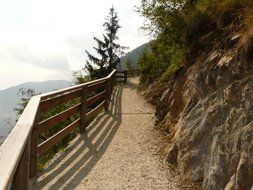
[
  {"x1": 115, "y1": 69, "x2": 140, "y2": 84},
  {"x1": 116, "y1": 70, "x2": 127, "y2": 84},
  {"x1": 0, "y1": 69, "x2": 126, "y2": 190}
]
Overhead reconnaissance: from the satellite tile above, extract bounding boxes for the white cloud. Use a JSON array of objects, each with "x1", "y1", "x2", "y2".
[
  {"x1": 0, "y1": 0, "x2": 150, "y2": 89},
  {"x1": 2, "y1": 45, "x2": 70, "y2": 71}
]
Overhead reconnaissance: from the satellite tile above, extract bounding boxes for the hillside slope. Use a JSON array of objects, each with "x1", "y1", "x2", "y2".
[
  {"x1": 120, "y1": 43, "x2": 149, "y2": 69},
  {"x1": 0, "y1": 80, "x2": 71, "y2": 144},
  {"x1": 141, "y1": 3, "x2": 253, "y2": 190}
]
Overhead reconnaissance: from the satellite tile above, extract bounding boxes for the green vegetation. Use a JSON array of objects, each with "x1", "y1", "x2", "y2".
[
  {"x1": 137, "y1": 50, "x2": 156, "y2": 83},
  {"x1": 137, "y1": 0, "x2": 253, "y2": 84},
  {"x1": 15, "y1": 86, "x2": 105, "y2": 171},
  {"x1": 126, "y1": 58, "x2": 133, "y2": 69},
  {"x1": 120, "y1": 43, "x2": 150, "y2": 69},
  {"x1": 14, "y1": 88, "x2": 36, "y2": 117},
  {"x1": 38, "y1": 98, "x2": 80, "y2": 171},
  {"x1": 73, "y1": 69, "x2": 91, "y2": 84},
  {"x1": 15, "y1": 89, "x2": 80, "y2": 171},
  {"x1": 137, "y1": 0, "x2": 187, "y2": 84},
  {"x1": 85, "y1": 6, "x2": 125, "y2": 79}
]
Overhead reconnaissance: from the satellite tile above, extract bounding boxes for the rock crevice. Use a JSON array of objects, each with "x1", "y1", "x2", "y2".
[{"x1": 144, "y1": 26, "x2": 253, "y2": 190}]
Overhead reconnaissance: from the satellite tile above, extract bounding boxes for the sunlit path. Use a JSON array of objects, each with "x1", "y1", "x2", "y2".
[{"x1": 30, "y1": 78, "x2": 200, "y2": 190}]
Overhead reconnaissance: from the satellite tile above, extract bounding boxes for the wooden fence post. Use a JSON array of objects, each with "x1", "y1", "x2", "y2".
[
  {"x1": 109, "y1": 78, "x2": 113, "y2": 98},
  {"x1": 80, "y1": 86, "x2": 87, "y2": 134},
  {"x1": 13, "y1": 137, "x2": 31, "y2": 190},
  {"x1": 104, "y1": 79, "x2": 109, "y2": 111},
  {"x1": 114, "y1": 72, "x2": 116, "y2": 87},
  {"x1": 30, "y1": 111, "x2": 39, "y2": 178}
]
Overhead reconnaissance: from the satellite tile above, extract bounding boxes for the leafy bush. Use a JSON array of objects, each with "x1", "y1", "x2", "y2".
[
  {"x1": 137, "y1": 50, "x2": 157, "y2": 84},
  {"x1": 138, "y1": 0, "x2": 253, "y2": 85},
  {"x1": 126, "y1": 58, "x2": 133, "y2": 69},
  {"x1": 159, "y1": 47, "x2": 185, "y2": 82},
  {"x1": 73, "y1": 69, "x2": 91, "y2": 84}
]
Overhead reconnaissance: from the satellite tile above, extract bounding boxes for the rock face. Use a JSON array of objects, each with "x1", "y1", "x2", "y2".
[{"x1": 151, "y1": 30, "x2": 253, "y2": 190}]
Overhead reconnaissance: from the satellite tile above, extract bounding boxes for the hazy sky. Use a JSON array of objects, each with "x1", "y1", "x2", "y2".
[{"x1": 0, "y1": 0, "x2": 149, "y2": 90}]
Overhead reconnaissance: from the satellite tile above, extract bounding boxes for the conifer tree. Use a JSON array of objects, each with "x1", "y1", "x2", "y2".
[{"x1": 85, "y1": 6, "x2": 124, "y2": 79}]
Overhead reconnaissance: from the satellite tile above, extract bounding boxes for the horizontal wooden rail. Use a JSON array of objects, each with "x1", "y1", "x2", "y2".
[
  {"x1": 37, "y1": 118, "x2": 81, "y2": 156},
  {"x1": 40, "y1": 79, "x2": 103, "y2": 101},
  {"x1": 116, "y1": 70, "x2": 127, "y2": 84},
  {"x1": 38, "y1": 103, "x2": 81, "y2": 135},
  {"x1": 40, "y1": 89, "x2": 82, "y2": 112},
  {"x1": 86, "y1": 101, "x2": 105, "y2": 120},
  {"x1": 87, "y1": 91, "x2": 106, "y2": 107},
  {"x1": 0, "y1": 69, "x2": 127, "y2": 190},
  {"x1": 0, "y1": 96, "x2": 41, "y2": 189},
  {"x1": 87, "y1": 81, "x2": 106, "y2": 92}
]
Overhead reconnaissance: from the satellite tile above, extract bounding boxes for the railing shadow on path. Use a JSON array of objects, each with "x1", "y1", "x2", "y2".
[{"x1": 32, "y1": 85, "x2": 123, "y2": 189}]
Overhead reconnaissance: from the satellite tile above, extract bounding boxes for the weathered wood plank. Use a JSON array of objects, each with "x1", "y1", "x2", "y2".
[
  {"x1": 40, "y1": 77, "x2": 108, "y2": 101},
  {"x1": 0, "y1": 96, "x2": 40, "y2": 189},
  {"x1": 86, "y1": 90, "x2": 105, "y2": 107},
  {"x1": 113, "y1": 72, "x2": 116, "y2": 88},
  {"x1": 38, "y1": 103, "x2": 81, "y2": 135},
  {"x1": 87, "y1": 81, "x2": 105, "y2": 92},
  {"x1": 104, "y1": 79, "x2": 109, "y2": 111},
  {"x1": 116, "y1": 70, "x2": 127, "y2": 84},
  {"x1": 0, "y1": 69, "x2": 117, "y2": 190},
  {"x1": 40, "y1": 69, "x2": 116, "y2": 101},
  {"x1": 37, "y1": 118, "x2": 80, "y2": 156},
  {"x1": 86, "y1": 101, "x2": 105, "y2": 120},
  {"x1": 116, "y1": 70, "x2": 125, "y2": 74},
  {"x1": 80, "y1": 87, "x2": 88, "y2": 134},
  {"x1": 40, "y1": 89, "x2": 81, "y2": 112},
  {"x1": 109, "y1": 78, "x2": 113, "y2": 95},
  {"x1": 105, "y1": 69, "x2": 117, "y2": 79},
  {"x1": 13, "y1": 138, "x2": 31, "y2": 190},
  {"x1": 29, "y1": 110, "x2": 40, "y2": 178}
]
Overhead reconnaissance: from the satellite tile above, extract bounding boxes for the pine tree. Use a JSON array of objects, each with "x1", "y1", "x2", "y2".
[{"x1": 85, "y1": 6, "x2": 124, "y2": 79}]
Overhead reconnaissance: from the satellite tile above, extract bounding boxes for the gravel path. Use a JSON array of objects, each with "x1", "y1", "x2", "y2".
[{"x1": 30, "y1": 78, "x2": 201, "y2": 190}]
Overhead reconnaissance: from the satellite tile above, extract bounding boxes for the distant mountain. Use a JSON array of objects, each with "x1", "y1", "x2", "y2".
[
  {"x1": 120, "y1": 43, "x2": 150, "y2": 69},
  {"x1": 0, "y1": 80, "x2": 71, "y2": 144}
]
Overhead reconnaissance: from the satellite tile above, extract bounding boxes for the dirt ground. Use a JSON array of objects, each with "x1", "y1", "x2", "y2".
[{"x1": 30, "y1": 78, "x2": 202, "y2": 190}]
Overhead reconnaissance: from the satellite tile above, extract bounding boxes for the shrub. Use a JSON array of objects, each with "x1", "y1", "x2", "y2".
[{"x1": 138, "y1": 0, "x2": 253, "y2": 85}]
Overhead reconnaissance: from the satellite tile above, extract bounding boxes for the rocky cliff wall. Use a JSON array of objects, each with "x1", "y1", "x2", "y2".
[{"x1": 143, "y1": 21, "x2": 253, "y2": 190}]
